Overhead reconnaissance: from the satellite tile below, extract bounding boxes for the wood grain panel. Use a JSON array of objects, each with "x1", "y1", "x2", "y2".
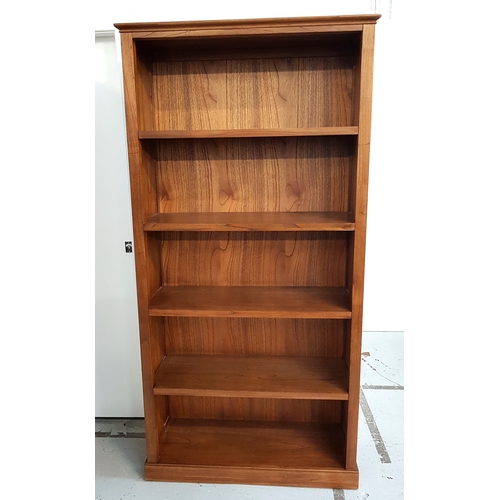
[
  {"x1": 153, "y1": 60, "x2": 227, "y2": 131},
  {"x1": 295, "y1": 137, "x2": 351, "y2": 212},
  {"x1": 167, "y1": 397, "x2": 342, "y2": 423},
  {"x1": 163, "y1": 318, "x2": 345, "y2": 357},
  {"x1": 151, "y1": 56, "x2": 354, "y2": 130},
  {"x1": 134, "y1": 45, "x2": 154, "y2": 130},
  {"x1": 160, "y1": 232, "x2": 347, "y2": 286},
  {"x1": 156, "y1": 137, "x2": 353, "y2": 213},
  {"x1": 226, "y1": 58, "x2": 297, "y2": 129},
  {"x1": 297, "y1": 57, "x2": 355, "y2": 127}
]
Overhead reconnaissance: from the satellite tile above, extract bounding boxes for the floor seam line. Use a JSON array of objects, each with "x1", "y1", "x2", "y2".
[
  {"x1": 362, "y1": 384, "x2": 404, "y2": 390},
  {"x1": 333, "y1": 488, "x2": 346, "y2": 500},
  {"x1": 359, "y1": 386, "x2": 392, "y2": 464}
]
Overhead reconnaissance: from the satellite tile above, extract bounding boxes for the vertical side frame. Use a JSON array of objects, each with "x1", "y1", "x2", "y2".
[
  {"x1": 345, "y1": 23, "x2": 376, "y2": 471},
  {"x1": 119, "y1": 32, "x2": 166, "y2": 464}
]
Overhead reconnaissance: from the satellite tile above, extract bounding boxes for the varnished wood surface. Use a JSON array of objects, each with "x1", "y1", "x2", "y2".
[
  {"x1": 145, "y1": 462, "x2": 358, "y2": 488},
  {"x1": 155, "y1": 137, "x2": 353, "y2": 213},
  {"x1": 163, "y1": 318, "x2": 346, "y2": 357},
  {"x1": 345, "y1": 24, "x2": 376, "y2": 470},
  {"x1": 160, "y1": 232, "x2": 348, "y2": 287},
  {"x1": 139, "y1": 127, "x2": 358, "y2": 139},
  {"x1": 149, "y1": 286, "x2": 351, "y2": 318},
  {"x1": 152, "y1": 57, "x2": 355, "y2": 131},
  {"x1": 154, "y1": 355, "x2": 348, "y2": 399},
  {"x1": 145, "y1": 212, "x2": 354, "y2": 231},
  {"x1": 167, "y1": 396, "x2": 342, "y2": 423},
  {"x1": 119, "y1": 33, "x2": 166, "y2": 463},
  {"x1": 114, "y1": 14, "x2": 380, "y2": 32}
]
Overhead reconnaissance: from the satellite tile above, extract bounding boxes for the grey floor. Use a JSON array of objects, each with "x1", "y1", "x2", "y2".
[{"x1": 96, "y1": 331, "x2": 403, "y2": 499}]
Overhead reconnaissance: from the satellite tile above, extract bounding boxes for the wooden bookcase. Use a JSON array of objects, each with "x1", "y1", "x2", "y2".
[{"x1": 114, "y1": 14, "x2": 380, "y2": 489}]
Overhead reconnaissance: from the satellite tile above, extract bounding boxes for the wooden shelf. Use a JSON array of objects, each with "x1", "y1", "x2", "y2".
[
  {"x1": 154, "y1": 354, "x2": 349, "y2": 400},
  {"x1": 144, "y1": 418, "x2": 357, "y2": 488},
  {"x1": 149, "y1": 286, "x2": 351, "y2": 318},
  {"x1": 144, "y1": 212, "x2": 355, "y2": 232},
  {"x1": 139, "y1": 127, "x2": 358, "y2": 140}
]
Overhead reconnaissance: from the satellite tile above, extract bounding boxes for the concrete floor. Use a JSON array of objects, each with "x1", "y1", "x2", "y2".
[{"x1": 96, "y1": 331, "x2": 403, "y2": 499}]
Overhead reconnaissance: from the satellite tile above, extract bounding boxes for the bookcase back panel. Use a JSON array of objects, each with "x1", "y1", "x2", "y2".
[
  {"x1": 151, "y1": 56, "x2": 355, "y2": 130},
  {"x1": 160, "y1": 232, "x2": 348, "y2": 286},
  {"x1": 163, "y1": 318, "x2": 346, "y2": 357},
  {"x1": 167, "y1": 396, "x2": 343, "y2": 423},
  {"x1": 156, "y1": 137, "x2": 353, "y2": 213}
]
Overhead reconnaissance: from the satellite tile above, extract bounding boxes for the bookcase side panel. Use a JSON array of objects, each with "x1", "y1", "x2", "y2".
[
  {"x1": 119, "y1": 33, "x2": 166, "y2": 462},
  {"x1": 345, "y1": 24, "x2": 376, "y2": 470}
]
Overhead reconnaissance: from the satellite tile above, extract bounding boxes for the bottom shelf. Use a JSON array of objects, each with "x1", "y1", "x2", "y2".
[{"x1": 145, "y1": 418, "x2": 358, "y2": 488}]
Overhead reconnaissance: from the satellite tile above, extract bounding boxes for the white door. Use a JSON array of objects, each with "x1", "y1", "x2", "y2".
[{"x1": 95, "y1": 33, "x2": 143, "y2": 417}]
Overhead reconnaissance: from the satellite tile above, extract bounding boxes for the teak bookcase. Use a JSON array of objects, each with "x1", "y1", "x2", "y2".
[{"x1": 114, "y1": 14, "x2": 380, "y2": 489}]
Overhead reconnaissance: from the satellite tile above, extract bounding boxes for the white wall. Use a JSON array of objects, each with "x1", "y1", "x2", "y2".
[
  {"x1": 361, "y1": 6, "x2": 404, "y2": 331},
  {"x1": 95, "y1": 0, "x2": 399, "y2": 416}
]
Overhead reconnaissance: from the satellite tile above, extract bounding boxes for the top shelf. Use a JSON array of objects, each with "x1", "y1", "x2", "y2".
[{"x1": 139, "y1": 127, "x2": 358, "y2": 140}]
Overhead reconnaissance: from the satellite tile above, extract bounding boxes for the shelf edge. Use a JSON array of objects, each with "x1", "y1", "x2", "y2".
[
  {"x1": 139, "y1": 127, "x2": 358, "y2": 140},
  {"x1": 149, "y1": 286, "x2": 352, "y2": 319},
  {"x1": 143, "y1": 212, "x2": 356, "y2": 232}
]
